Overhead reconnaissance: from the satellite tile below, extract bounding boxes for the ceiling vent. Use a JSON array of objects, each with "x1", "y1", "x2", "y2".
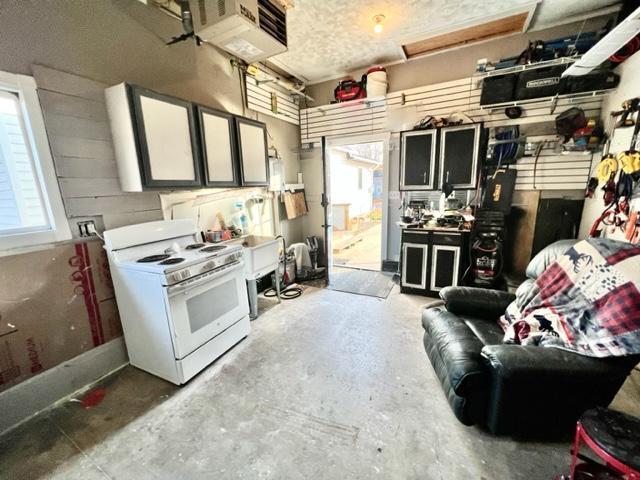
[
  {"x1": 192, "y1": 0, "x2": 287, "y2": 63},
  {"x1": 400, "y1": 8, "x2": 536, "y2": 60}
]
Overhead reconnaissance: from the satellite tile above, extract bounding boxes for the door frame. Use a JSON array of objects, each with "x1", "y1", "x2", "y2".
[{"x1": 323, "y1": 132, "x2": 391, "y2": 273}]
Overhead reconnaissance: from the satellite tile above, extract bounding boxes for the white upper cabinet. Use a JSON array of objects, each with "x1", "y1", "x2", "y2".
[
  {"x1": 105, "y1": 83, "x2": 270, "y2": 192},
  {"x1": 105, "y1": 83, "x2": 201, "y2": 191},
  {"x1": 196, "y1": 106, "x2": 238, "y2": 187},
  {"x1": 235, "y1": 117, "x2": 269, "y2": 186}
]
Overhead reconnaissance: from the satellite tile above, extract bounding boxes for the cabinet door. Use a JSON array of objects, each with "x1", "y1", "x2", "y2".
[
  {"x1": 439, "y1": 124, "x2": 482, "y2": 189},
  {"x1": 429, "y1": 245, "x2": 460, "y2": 292},
  {"x1": 196, "y1": 106, "x2": 238, "y2": 187},
  {"x1": 235, "y1": 117, "x2": 269, "y2": 186},
  {"x1": 402, "y1": 243, "x2": 428, "y2": 289},
  {"x1": 400, "y1": 130, "x2": 436, "y2": 190},
  {"x1": 130, "y1": 86, "x2": 202, "y2": 188}
]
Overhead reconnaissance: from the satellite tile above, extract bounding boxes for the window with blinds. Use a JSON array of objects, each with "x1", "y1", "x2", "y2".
[{"x1": 0, "y1": 91, "x2": 49, "y2": 234}]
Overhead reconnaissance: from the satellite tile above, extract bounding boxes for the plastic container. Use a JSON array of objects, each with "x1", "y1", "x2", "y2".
[
  {"x1": 366, "y1": 66, "x2": 387, "y2": 99},
  {"x1": 233, "y1": 199, "x2": 249, "y2": 233}
]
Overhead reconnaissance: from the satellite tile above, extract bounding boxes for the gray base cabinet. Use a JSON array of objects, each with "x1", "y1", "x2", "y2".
[{"x1": 400, "y1": 229, "x2": 469, "y2": 296}]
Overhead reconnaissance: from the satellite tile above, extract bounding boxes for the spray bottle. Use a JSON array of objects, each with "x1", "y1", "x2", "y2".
[{"x1": 233, "y1": 199, "x2": 249, "y2": 234}]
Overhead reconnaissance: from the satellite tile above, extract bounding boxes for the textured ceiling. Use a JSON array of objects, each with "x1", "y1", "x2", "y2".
[{"x1": 271, "y1": 0, "x2": 619, "y2": 83}]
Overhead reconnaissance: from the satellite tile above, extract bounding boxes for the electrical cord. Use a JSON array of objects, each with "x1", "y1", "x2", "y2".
[
  {"x1": 264, "y1": 286, "x2": 302, "y2": 299},
  {"x1": 262, "y1": 235, "x2": 303, "y2": 300}
]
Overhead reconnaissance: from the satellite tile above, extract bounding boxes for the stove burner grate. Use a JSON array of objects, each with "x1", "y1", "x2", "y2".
[
  {"x1": 137, "y1": 254, "x2": 171, "y2": 263},
  {"x1": 159, "y1": 257, "x2": 185, "y2": 265},
  {"x1": 200, "y1": 245, "x2": 226, "y2": 253},
  {"x1": 185, "y1": 243, "x2": 205, "y2": 250}
]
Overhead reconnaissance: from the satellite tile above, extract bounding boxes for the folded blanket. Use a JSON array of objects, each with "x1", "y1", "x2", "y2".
[{"x1": 499, "y1": 238, "x2": 640, "y2": 357}]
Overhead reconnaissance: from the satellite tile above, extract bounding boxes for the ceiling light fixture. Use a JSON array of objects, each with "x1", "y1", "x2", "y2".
[{"x1": 373, "y1": 14, "x2": 385, "y2": 34}]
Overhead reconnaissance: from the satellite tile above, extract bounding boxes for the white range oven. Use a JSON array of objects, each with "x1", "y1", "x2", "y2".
[{"x1": 104, "y1": 219, "x2": 250, "y2": 385}]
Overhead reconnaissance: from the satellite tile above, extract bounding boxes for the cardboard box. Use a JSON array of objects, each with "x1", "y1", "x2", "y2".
[{"x1": 0, "y1": 239, "x2": 122, "y2": 393}]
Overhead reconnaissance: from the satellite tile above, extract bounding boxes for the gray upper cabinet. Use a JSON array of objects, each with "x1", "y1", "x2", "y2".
[
  {"x1": 439, "y1": 123, "x2": 482, "y2": 190},
  {"x1": 235, "y1": 117, "x2": 269, "y2": 187},
  {"x1": 400, "y1": 130, "x2": 436, "y2": 191},
  {"x1": 196, "y1": 106, "x2": 239, "y2": 188}
]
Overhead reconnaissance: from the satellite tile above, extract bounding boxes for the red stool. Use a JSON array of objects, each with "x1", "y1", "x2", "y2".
[{"x1": 568, "y1": 407, "x2": 640, "y2": 479}]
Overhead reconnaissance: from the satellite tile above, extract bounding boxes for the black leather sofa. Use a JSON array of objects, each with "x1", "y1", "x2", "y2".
[{"x1": 422, "y1": 240, "x2": 640, "y2": 436}]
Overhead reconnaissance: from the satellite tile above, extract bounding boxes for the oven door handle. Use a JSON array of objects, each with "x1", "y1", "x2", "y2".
[{"x1": 166, "y1": 260, "x2": 243, "y2": 296}]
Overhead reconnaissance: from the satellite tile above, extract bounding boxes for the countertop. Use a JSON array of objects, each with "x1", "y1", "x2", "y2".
[{"x1": 397, "y1": 222, "x2": 471, "y2": 233}]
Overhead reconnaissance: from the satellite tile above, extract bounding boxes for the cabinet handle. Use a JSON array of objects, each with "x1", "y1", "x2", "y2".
[
  {"x1": 446, "y1": 171, "x2": 450, "y2": 182},
  {"x1": 423, "y1": 171, "x2": 427, "y2": 184}
]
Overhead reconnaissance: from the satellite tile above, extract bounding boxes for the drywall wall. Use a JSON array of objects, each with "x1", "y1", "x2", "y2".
[
  {"x1": 306, "y1": 18, "x2": 608, "y2": 106},
  {"x1": 0, "y1": 0, "x2": 301, "y2": 401},
  {"x1": 301, "y1": 18, "x2": 611, "y2": 265},
  {"x1": 579, "y1": 50, "x2": 640, "y2": 240},
  {"x1": 0, "y1": 0, "x2": 302, "y2": 244}
]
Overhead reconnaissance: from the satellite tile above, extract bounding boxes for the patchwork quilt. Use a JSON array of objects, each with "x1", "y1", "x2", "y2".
[{"x1": 499, "y1": 238, "x2": 640, "y2": 357}]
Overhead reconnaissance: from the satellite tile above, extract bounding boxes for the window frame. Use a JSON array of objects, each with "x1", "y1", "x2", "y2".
[{"x1": 0, "y1": 70, "x2": 71, "y2": 252}]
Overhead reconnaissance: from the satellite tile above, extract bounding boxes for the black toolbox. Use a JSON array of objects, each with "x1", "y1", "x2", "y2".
[
  {"x1": 561, "y1": 70, "x2": 620, "y2": 94},
  {"x1": 514, "y1": 65, "x2": 566, "y2": 100},
  {"x1": 480, "y1": 74, "x2": 517, "y2": 105}
]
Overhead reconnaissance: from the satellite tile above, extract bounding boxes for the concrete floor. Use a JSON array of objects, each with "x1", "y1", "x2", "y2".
[
  {"x1": 333, "y1": 222, "x2": 382, "y2": 271},
  {"x1": 2, "y1": 284, "x2": 639, "y2": 479}
]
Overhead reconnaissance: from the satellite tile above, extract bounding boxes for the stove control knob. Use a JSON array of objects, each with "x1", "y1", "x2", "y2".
[
  {"x1": 170, "y1": 273, "x2": 182, "y2": 283},
  {"x1": 180, "y1": 269, "x2": 190, "y2": 279},
  {"x1": 203, "y1": 261, "x2": 215, "y2": 271}
]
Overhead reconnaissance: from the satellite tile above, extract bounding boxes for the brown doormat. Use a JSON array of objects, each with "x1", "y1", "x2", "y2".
[{"x1": 328, "y1": 268, "x2": 396, "y2": 299}]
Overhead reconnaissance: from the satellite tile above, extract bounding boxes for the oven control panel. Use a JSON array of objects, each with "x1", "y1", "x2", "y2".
[{"x1": 164, "y1": 251, "x2": 244, "y2": 286}]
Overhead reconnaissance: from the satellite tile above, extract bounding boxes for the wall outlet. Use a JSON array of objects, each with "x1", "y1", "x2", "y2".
[{"x1": 77, "y1": 220, "x2": 96, "y2": 237}]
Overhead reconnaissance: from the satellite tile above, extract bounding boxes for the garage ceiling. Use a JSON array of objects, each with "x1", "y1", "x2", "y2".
[{"x1": 271, "y1": 0, "x2": 620, "y2": 83}]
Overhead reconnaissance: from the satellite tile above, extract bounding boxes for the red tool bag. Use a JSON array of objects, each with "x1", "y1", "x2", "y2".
[{"x1": 334, "y1": 75, "x2": 366, "y2": 102}]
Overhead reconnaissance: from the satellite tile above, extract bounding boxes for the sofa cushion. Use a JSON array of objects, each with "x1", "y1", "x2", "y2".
[
  {"x1": 461, "y1": 316, "x2": 504, "y2": 346},
  {"x1": 525, "y1": 239, "x2": 576, "y2": 279},
  {"x1": 439, "y1": 286, "x2": 516, "y2": 320},
  {"x1": 422, "y1": 307, "x2": 489, "y2": 396}
]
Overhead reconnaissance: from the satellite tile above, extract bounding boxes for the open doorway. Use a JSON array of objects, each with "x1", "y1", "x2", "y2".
[{"x1": 328, "y1": 140, "x2": 384, "y2": 271}]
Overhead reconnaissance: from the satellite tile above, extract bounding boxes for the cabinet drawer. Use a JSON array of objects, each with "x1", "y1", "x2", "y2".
[
  {"x1": 431, "y1": 232, "x2": 464, "y2": 246},
  {"x1": 402, "y1": 231, "x2": 430, "y2": 244}
]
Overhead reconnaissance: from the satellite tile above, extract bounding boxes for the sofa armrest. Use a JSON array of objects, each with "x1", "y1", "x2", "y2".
[
  {"x1": 481, "y1": 345, "x2": 638, "y2": 380},
  {"x1": 439, "y1": 286, "x2": 515, "y2": 321},
  {"x1": 480, "y1": 344, "x2": 640, "y2": 436}
]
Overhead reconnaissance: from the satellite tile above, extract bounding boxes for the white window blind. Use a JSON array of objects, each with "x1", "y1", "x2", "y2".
[
  {"x1": 0, "y1": 92, "x2": 48, "y2": 233},
  {"x1": 0, "y1": 71, "x2": 71, "y2": 253}
]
